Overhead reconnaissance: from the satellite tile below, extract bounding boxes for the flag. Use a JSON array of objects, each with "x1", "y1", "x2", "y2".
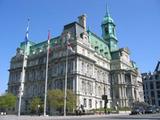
[{"x1": 24, "y1": 19, "x2": 30, "y2": 43}]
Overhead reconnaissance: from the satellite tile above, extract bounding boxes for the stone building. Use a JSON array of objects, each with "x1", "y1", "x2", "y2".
[
  {"x1": 142, "y1": 61, "x2": 160, "y2": 106},
  {"x1": 8, "y1": 7, "x2": 144, "y2": 114}
]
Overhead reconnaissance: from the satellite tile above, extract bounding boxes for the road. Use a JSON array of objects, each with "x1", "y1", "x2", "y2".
[{"x1": 1, "y1": 113, "x2": 160, "y2": 120}]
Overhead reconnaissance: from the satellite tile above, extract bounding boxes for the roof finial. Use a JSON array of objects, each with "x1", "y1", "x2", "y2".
[{"x1": 105, "y1": 0, "x2": 110, "y2": 17}]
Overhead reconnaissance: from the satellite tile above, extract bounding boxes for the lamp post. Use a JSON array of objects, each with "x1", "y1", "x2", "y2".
[
  {"x1": 102, "y1": 94, "x2": 108, "y2": 114},
  {"x1": 116, "y1": 101, "x2": 119, "y2": 113},
  {"x1": 37, "y1": 104, "x2": 40, "y2": 116}
]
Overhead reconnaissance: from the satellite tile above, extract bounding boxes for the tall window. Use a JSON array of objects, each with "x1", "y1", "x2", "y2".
[
  {"x1": 159, "y1": 101, "x2": 160, "y2": 106},
  {"x1": 83, "y1": 98, "x2": 87, "y2": 107},
  {"x1": 82, "y1": 80, "x2": 86, "y2": 93},
  {"x1": 146, "y1": 83, "x2": 148, "y2": 89},
  {"x1": 89, "y1": 99, "x2": 92, "y2": 108},
  {"x1": 100, "y1": 101, "x2": 102, "y2": 108},
  {"x1": 157, "y1": 91, "x2": 160, "y2": 98},
  {"x1": 150, "y1": 82, "x2": 154, "y2": 89},
  {"x1": 156, "y1": 81, "x2": 160, "y2": 89},
  {"x1": 81, "y1": 62, "x2": 84, "y2": 74},
  {"x1": 151, "y1": 91, "x2": 155, "y2": 97},
  {"x1": 155, "y1": 75, "x2": 158, "y2": 80}
]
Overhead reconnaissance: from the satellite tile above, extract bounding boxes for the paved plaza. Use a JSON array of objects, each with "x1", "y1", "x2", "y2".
[{"x1": 1, "y1": 113, "x2": 160, "y2": 120}]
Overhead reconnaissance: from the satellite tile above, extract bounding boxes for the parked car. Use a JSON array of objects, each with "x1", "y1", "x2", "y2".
[
  {"x1": 155, "y1": 107, "x2": 160, "y2": 113},
  {"x1": 145, "y1": 106, "x2": 157, "y2": 114},
  {"x1": 130, "y1": 107, "x2": 145, "y2": 115}
]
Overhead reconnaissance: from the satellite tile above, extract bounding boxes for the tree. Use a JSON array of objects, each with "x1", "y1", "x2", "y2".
[
  {"x1": 29, "y1": 97, "x2": 43, "y2": 114},
  {"x1": 66, "y1": 90, "x2": 76, "y2": 112},
  {"x1": 47, "y1": 89, "x2": 76, "y2": 114},
  {"x1": 0, "y1": 93, "x2": 16, "y2": 110},
  {"x1": 48, "y1": 89, "x2": 64, "y2": 114}
]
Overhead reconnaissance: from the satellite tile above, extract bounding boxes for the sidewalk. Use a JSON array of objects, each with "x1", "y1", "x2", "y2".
[{"x1": 0, "y1": 113, "x2": 130, "y2": 120}]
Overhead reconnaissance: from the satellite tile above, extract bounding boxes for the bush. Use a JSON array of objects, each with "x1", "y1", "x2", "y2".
[{"x1": 118, "y1": 107, "x2": 131, "y2": 111}]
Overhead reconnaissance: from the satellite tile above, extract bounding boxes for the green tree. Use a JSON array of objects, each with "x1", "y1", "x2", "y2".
[
  {"x1": 48, "y1": 89, "x2": 64, "y2": 113},
  {"x1": 0, "y1": 93, "x2": 16, "y2": 110},
  {"x1": 29, "y1": 97, "x2": 43, "y2": 114},
  {"x1": 66, "y1": 90, "x2": 76, "y2": 112},
  {"x1": 47, "y1": 89, "x2": 76, "y2": 114}
]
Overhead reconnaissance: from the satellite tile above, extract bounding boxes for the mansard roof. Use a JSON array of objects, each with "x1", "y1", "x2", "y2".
[
  {"x1": 155, "y1": 61, "x2": 160, "y2": 72},
  {"x1": 20, "y1": 36, "x2": 61, "y2": 55},
  {"x1": 88, "y1": 30, "x2": 111, "y2": 60}
]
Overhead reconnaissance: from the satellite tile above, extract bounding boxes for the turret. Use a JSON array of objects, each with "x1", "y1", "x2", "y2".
[{"x1": 101, "y1": 3, "x2": 118, "y2": 52}]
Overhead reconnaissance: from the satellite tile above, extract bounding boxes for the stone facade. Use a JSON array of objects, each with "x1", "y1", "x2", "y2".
[
  {"x1": 142, "y1": 61, "x2": 160, "y2": 107},
  {"x1": 8, "y1": 9, "x2": 144, "y2": 114}
]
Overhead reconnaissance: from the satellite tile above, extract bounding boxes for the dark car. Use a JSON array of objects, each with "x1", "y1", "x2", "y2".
[
  {"x1": 131, "y1": 107, "x2": 145, "y2": 115},
  {"x1": 155, "y1": 107, "x2": 160, "y2": 113},
  {"x1": 145, "y1": 106, "x2": 157, "y2": 114}
]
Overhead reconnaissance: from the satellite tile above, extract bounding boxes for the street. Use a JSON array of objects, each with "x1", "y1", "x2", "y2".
[{"x1": 1, "y1": 113, "x2": 160, "y2": 120}]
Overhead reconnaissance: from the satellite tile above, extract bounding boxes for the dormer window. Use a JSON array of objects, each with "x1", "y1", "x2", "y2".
[
  {"x1": 104, "y1": 52, "x2": 108, "y2": 55},
  {"x1": 100, "y1": 49, "x2": 103, "y2": 53},
  {"x1": 95, "y1": 46, "x2": 98, "y2": 50}
]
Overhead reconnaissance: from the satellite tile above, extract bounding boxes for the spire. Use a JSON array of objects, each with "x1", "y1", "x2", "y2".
[
  {"x1": 105, "y1": 0, "x2": 110, "y2": 17},
  {"x1": 102, "y1": 0, "x2": 114, "y2": 24}
]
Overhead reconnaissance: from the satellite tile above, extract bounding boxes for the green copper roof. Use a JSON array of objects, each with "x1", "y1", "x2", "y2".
[
  {"x1": 29, "y1": 36, "x2": 62, "y2": 55},
  {"x1": 102, "y1": 15, "x2": 114, "y2": 25},
  {"x1": 88, "y1": 30, "x2": 111, "y2": 60},
  {"x1": 102, "y1": 1, "x2": 114, "y2": 25},
  {"x1": 19, "y1": 36, "x2": 62, "y2": 55}
]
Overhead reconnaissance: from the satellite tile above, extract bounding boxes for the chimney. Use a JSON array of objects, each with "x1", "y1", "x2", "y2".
[{"x1": 78, "y1": 14, "x2": 86, "y2": 31}]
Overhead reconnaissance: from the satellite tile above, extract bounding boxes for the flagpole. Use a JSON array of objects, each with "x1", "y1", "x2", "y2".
[
  {"x1": 18, "y1": 44, "x2": 27, "y2": 116},
  {"x1": 44, "y1": 30, "x2": 50, "y2": 116},
  {"x1": 18, "y1": 19, "x2": 30, "y2": 116},
  {"x1": 64, "y1": 41, "x2": 68, "y2": 116}
]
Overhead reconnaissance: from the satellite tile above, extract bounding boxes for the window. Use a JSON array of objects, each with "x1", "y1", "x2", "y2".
[
  {"x1": 159, "y1": 101, "x2": 160, "y2": 106},
  {"x1": 156, "y1": 81, "x2": 160, "y2": 89},
  {"x1": 100, "y1": 101, "x2": 102, "y2": 108},
  {"x1": 155, "y1": 75, "x2": 158, "y2": 80},
  {"x1": 151, "y1": 91, "x2": 155, "y2": 97},
  {"x1": 81, "y1": 62, "x2": 84, "y2": 74},
  {"x1": 157, "y1": 91, "x2": 160, "y2": 98},
  {"x1": 146, "y1": 83, "x2": 148, "y2": 89},
  {"x1": 89, "y1": 99, "x2": 92, "y2": 108},
  {"x1": 152, "y1": 99, "x2": 155, "y2": 105},
  {"x1": 95, "y1": 100, "x2": 97, "y2": 109},
  {"x1": 82, "y1": 81, "x2": 86, "y2": 93},
  {"x1": 83, "y1": 98, "x2": 87, "y2": 107},
  {"x1": 105, "y1": 27, "x2": 109, "y2": 34},
  {"x1": 150, "y1": 76, "x2": 153, "y2": 80},
  {"x1": 150, "y1": 82, "x2": 154, "y2": 89}
]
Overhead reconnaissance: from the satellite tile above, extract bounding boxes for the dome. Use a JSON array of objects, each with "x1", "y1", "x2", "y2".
[{"x1": 102, "y1": 15, "x2": 114, "y2": 25}]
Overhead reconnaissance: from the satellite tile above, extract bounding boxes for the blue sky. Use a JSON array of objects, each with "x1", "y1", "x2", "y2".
[{"x1": 0, "y1": 0, "x2": 160, "y2": 94}]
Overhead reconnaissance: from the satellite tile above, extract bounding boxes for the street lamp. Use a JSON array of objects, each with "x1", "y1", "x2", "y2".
[
  {"x1": 102, "y1": 95, "x2": 108, "y2": 114},
  {"x1": 37, "y1": 104, "x2": 40, "y2": 116}
]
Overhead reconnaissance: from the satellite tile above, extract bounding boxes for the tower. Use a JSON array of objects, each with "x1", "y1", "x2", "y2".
[{"x1": 101, "y1": 3, "x2": 118, "y2": 52}]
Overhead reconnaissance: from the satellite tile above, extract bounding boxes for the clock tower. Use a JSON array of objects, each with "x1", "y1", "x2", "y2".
[{"x1": 101, "y1": 3, "x2": 118, "y2": 52}]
